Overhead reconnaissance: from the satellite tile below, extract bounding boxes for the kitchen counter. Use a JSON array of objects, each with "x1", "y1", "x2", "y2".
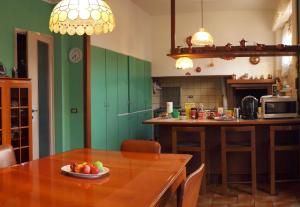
[
  {"x1": 144, "y1": 117, "x2": 300, "y2": 126},
  {"x1": 144, "y1": 117, "x2": 300, "y2": 183}
]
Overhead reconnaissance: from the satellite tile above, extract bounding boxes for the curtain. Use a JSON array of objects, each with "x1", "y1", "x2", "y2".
[{"x1": 281, "y1": 22, "x2": 292, "y2": 75}]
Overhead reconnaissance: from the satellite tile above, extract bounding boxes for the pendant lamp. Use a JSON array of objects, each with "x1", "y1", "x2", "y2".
[
  {"x1": 191, "y1": 0, "x2": 213, "y2": 46},
  {"x1": 176, "y1": 57, "x2": 194, "y2": 70},
  {"x1": 49, "y1": 0, "x2": 115, "y2": 36}
]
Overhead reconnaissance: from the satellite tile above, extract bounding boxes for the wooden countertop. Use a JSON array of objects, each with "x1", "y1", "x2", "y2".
[{"x1": 144, "y1": 117, "x2": 300, "y2": 126}]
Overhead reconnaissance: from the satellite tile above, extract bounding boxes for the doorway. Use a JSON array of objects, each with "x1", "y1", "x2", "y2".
[{"x1": 15, "y1": 29, "x2": 55, "y2": 160}]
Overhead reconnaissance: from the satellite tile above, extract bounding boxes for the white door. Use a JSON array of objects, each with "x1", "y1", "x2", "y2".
[{"x1": 27, "y1": 31, "x2": 54, "y2": 160}]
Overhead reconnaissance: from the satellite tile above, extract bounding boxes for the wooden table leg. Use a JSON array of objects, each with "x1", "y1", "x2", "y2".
[{"x1": 177, "y1": 183, "x2": 183, "y2": 207}]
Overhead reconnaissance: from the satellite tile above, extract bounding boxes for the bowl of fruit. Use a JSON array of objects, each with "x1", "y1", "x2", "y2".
[{"x1": 61, "y1": 161, "x2": 109, "y2": 179}]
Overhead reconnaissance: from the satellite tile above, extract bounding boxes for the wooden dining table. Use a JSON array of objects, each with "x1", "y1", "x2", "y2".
[{"x1": 0, "y1": 149, "x2": 191, "y2": 207}]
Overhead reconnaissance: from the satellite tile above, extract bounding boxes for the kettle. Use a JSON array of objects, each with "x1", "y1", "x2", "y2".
[{"x1": 241, "y1": 96, "x2": 258, "y2": 120}]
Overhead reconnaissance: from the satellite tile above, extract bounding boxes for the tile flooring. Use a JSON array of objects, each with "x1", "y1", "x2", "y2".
[{"x1": 167, "y1": 183, "x2": 300, "y2": 207}]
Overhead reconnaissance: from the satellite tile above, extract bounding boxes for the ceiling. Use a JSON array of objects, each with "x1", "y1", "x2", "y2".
[{"x1": 131, "y1": 0, "x2": 280, "y2": 15}]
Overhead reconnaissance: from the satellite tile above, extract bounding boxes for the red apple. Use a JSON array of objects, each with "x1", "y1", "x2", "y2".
[
  {"x1": 82, "y1": 165, "x2": 91, "y2": 174},
  {"x1": 90, "y1": 166, "x2": 100, "y2": 174}
]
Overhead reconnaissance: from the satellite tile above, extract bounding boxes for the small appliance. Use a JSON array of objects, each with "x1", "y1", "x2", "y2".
[
  {"x1": 260, "y1": 96, "x2": 298, "y2": 119},
  {"x1": 241, "y1": 96, "x2": 258, "y2": 120}
]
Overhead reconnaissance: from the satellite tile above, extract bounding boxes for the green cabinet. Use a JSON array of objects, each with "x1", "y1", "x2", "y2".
[
  {"x1": 136, "y1": 59, "x2": 145, "y2": 111},
  {"x1": 129, "y1": 57, "x2": 153, "y2": 112},
  {"x1": 128, "y1": 113, "x2": 138, "y2": 139},
  {"x1": 117, "y1": 54, "x2": 129, "y2": 114},
  {"x1": 118, "y1": 115, "x2": 129, "y2": 148},
  {"x1": 129, "y1": 57, "x2": 137, "y2": 113},
  {"x1": 91, "y1": 47, "x2": 153, "y2": 150},
  {"x1": 91, "y1": 47, "x2": 107, "y2": 150},
  {"x1": 144, "y1": 111, "x2": 153, "y2": 139},
  {"x1": 137, "y1": 111, "x2": 153, "y2": 140},
  {"x1": 106, "y1": 50, "x2": 119, "y2": 150},
  {"x1": 144, "y1": 61, "x2": 152, "y2": 110}
]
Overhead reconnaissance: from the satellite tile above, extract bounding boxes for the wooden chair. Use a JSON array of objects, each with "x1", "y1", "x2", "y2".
[
  {"x1": 221, "y1": 126, "x2": 256, "y2": 195},
  {"x1": 270, "y1": 125, "x2": 300, "y2": 195},
  {"x1": 178, "y1": 164, "x2": 205, "y2": 207},
  {"x1": 121, "y1": 139, "x2": 161, "y2": 153},
  {"x1": 172, "y1": 126, "x2": 206, "y2": 192},
  {"x1": 0, "y1": 144, "x2": 16, "y2": 168}
]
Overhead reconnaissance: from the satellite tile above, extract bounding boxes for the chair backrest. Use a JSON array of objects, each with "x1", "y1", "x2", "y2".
[
  {"x1": 0, "y1": 144, "x2": 17, "y2": 168},
  {"x1": 180, "y1": 164, "x2": 205, "y2": 207},
  {"x1": 121, "y1": 140, "x2": 161, "y2": 153}
]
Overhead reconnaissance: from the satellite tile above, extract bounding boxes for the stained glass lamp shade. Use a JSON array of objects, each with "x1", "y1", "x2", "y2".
[{"x1": 49, "y1": 0, "x2": 116, "y2": 36}]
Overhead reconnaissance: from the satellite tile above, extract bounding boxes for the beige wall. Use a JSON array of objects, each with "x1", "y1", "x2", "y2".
[
  {"x1": 153, "y1": 77, "x2": 224, "y2": 110},
  {"x1": 91, "y1": 0, "x2": 152, "y2": 61},
  {"x1": 152, "y1": 10, "x2": 276, "y2": 77}
]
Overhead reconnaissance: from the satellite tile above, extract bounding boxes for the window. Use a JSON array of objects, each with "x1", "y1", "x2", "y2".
[{"x1": 281, "y1": 22, "x2": 292, "y2": 71}]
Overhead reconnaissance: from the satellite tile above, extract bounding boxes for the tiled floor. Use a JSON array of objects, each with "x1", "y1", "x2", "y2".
[{"x1": 167, "y1": 183, "x2": 300, "y2": 207}]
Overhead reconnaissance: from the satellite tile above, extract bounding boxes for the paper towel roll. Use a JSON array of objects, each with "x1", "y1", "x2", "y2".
[{"x1": 166, "y1": 102, "x2": 173, "y2": 114}]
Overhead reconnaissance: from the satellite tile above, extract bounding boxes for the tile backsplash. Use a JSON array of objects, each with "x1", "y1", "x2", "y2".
[{"x1": 153, "y1": 77, "x2": 224, "y2": 110}]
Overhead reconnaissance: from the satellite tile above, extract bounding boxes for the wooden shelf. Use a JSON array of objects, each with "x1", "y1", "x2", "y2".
[
  {"x1": 13, "y1": 146, "x2": 30, "y2": 150},
  {"x1": 227, "y1": 79, "x2": 276, "y2": 85},
  {"x1": 11, "y1": 106, "x2": 29, "y2": 109},
  {"x1": 168, "y1": 45, "x2": 300, "y2": 59},
  {"x1": 11, "y1": 126, "x2": 29, "y2": 130}
]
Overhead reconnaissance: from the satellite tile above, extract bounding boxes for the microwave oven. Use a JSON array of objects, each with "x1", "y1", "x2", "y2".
[{"x1": 261, "y1": 96, "x2": 298, "y2": 119}]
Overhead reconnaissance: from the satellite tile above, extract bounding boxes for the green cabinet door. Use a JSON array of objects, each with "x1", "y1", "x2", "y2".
[
  {"x1": 137, "y1": 112, "x2": 145, "y2": 138},
  {"x1": 137, "y1": 111, "x2": 153, "y2": 140},
  {"x1": 129, "y1": 57, "x2": 137, "y2": 113},
  {"x1": 106, "y1": 50, "x2": 119, "y2": 150},
  {"x1": 136, "y1": 59, "x2": 145, "y2": 111},
  {"x1": 91, "y1": 46, "x2": 107, "y2": 150},
  {"x1": 144, "y1": 111, "x2": 153, "y2": 139},
  {"x1": 144, "y1": 61, "x2": 152, "y2": 110},
  {"x1": 128, "y1": 113, "x2": 138, "y2": 139},
  {"x1": 118, "y1": 115, "x2": 129, "y2": 149},
  {"x1": 117, "y1": 54, "x2": 129, "y2": 114}
]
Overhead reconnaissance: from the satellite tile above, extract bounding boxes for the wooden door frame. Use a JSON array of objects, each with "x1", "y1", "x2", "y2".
[
  {"x1": 84, "y1": 35, "x2": 91, "y2": 148},
  {"x1": 14, "y1": 28, "x2": 55, "y2": 158}
]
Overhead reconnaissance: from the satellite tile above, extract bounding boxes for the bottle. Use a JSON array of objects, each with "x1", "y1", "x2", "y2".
[{"x1": 191, "y1": 108, "x2": 197, "y2": 119}]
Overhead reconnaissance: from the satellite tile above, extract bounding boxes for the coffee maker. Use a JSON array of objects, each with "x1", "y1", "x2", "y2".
[{"x1": 241, "y1": 96, "x2": 258, "y2": 120}]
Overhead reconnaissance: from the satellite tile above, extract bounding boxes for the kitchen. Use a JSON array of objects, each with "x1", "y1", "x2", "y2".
[
  {"x1": 142, "y1": 0, "x2": 300, "y2": 205},
  {"x1": 0, "y1": 0, "x2": 299, "y2": 207}
]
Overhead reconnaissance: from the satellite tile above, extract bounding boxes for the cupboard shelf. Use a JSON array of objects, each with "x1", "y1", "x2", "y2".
[{"x1": 0, "y1": 79, "x2": 32, "y2": 164}]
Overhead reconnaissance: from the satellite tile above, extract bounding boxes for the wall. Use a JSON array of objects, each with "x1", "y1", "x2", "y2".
[
  {"x1": 54, "y1": 36, "x2": 84, "y2": 153},
  {"x1": 0, "y1": 0, "x2": 53, "y2": 75},
  {"x1": 152, "y1": 10, "x2": 276, "y2": 77},
  {"x1": 91, "y1": 0, "x2": 152, "y2": 61},
  {"x1": 0, "y1": 0, "x2": 84, "y2": 153},
  {"x1": 153, "y1": 77, "x2": 224, "y2": 110}
]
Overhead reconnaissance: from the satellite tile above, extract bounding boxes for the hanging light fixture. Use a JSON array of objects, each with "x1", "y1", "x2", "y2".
[
  {"x1": 191, "y1": 0, "x2": 213, "y2": 46},
  {"x1": 176, "y1": 57, "x2": 194, "y2": 70},
  {"x1": 49, "y1": 0, "x2": 116, "y2": 36}
]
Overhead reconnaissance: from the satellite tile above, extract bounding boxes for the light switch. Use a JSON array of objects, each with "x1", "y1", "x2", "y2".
[{"x1": 71, "y1": 108, "x2": 78, "y2": 113}]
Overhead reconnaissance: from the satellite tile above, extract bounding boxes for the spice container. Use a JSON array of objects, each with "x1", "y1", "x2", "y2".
[
  {"x1": 233, "y1": 108, "x2": 240, "y2": 119},
  {"x1": 185, "y1": 103, "x2": 196, "y2": 119},
  {"x1": 191, "y1": 108, "x2": 197, "y2": 119},
  {"x1": 198, "y1": 111, "x2": 206, "y2": 120}
]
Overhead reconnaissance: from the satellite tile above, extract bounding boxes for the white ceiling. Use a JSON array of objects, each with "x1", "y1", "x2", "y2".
[{"x1": 131, "y1": 0, "x2": 280, "y2": 15}]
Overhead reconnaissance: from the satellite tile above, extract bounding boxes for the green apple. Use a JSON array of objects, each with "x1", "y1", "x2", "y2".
[{"x1": 93, "y1": 161, "x2": 103, "y2": 170}]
